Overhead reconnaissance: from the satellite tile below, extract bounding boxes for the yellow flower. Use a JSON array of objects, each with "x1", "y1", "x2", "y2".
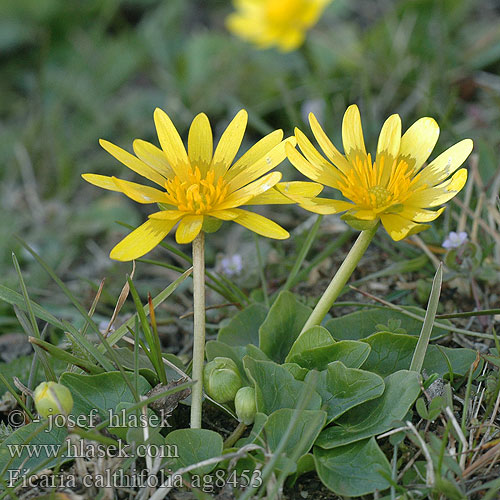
[
  {"x1": 83, "y1": 109, "x2": 319, "y2": 261},
  {"x1": 286, "y1": 105, "x2": 473, "y2": 241},
  {"x1": 226, "y1": 0, "x2": 332, "y2": 52}
]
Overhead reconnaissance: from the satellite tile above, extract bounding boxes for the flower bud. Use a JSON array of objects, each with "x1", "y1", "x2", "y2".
[
  {"x1": 235, "y1": 386, "x2": 256, "y2": 425},
  {"x1": 34, "y1": 382, "x2": 74, "y2": 418},
  {"x1": 203, "y1": 357, "x2": 242, "y2": 403}
]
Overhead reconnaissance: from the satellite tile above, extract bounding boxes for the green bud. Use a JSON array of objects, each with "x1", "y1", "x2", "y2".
[
  {"x1": 203, "y1": 357, "x2": 242, "y2": 403},
  {"x1": 34, "y1": 382, "x2": 74, "y2": 418},
  {"x1": 235, "y1": 387, "x2": 256, "y2": 425}
]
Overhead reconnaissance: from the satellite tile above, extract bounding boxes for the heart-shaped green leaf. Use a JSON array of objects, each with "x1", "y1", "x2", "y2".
[
  {"x1": 308, "y1": 361, "x2": 385, "y2": 423},
  {"x1": 0, "y1": 423, "x2": 69, "y2": 482},
  {"x1": 264, "y1": 409, "x2": 326, "y2": 460},
  {"x1": 316, "y1": 370, "x2": 420, "y2": 449},
  {"x1": 243, "y1": 357, "x2": 321, "y2": 415},
  {"x1": 361, "y1": 332, "x2": 480, "y2": 378},
  {"x1": 60, "y1": 371, "x2": 151, "y2": 424},
  {"x1": 218, "y1": 303, "x2": 268, "y2": 347},
  {"x1": 259, "y1": 291, "x2": 312, "y2": 363},
  {"x1": 164, "y1": 429, "x2": 223, "y2": 475},
  {"x1": 314, "y1": 438, "x2": 391, "y2": 496},
  {"x1": 325, "y1": 307, "x2": 450, "y2": 340}
]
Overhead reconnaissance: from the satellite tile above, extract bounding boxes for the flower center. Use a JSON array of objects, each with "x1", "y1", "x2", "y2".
[
  {"x1": 367, "y1": 185, "x2": 390, "y2": 206},
  {"x1": 164, "y1": 167, "x2": 228, "y2": 214},
  {"x1": 338, "y1": 154, "x2": 423, "y2": 212}
]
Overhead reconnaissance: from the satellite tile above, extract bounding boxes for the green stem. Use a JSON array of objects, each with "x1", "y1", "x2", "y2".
[
  {"x1": 190, "y1": 232, "x2": 206, "y2": 429},
  {"x1": 299, "y1": 225, "x2": 378, "y2": 335},
  {"x1": 223, "y1": 422, "x2": 247, "y2": 449}
]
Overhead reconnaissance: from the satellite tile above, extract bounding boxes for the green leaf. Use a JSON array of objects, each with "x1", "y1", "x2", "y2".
[
  {"x1": 283, "y1": 363, "x2": 309, "y2": 381},
  {"x1": 361, "y1": 332, "x2": 415, "y2": 376},
  {"x1": 325, "y1": 306, "x2": 450, "y2": 340},
  {"x1": 236, "y1": 413, "x2": 268, "y2": 448},
  {"x1": 264, "y1": 408, "x2": 326, "y2": 462},
  {"x1": 316, "y1": 370, "x2": 421, "y2": 449},
  {"x1": 259, "y1": 291, "x2": 312, "y2": 363},
  {"x1": 314, "y1": 438, "x2": 391, "y2": 496},
  {"x1": 287, "y1": 453, "x2": 315, "y2": 487},
  {"x1": 0, "y1": 423, "x2": 69, "y2": 482},
  {"x1": 287, "y1": 329, "x2": 371, "y2": 371},
  {"x1": 60, "y1": 371, "x2": 151, "y2": 429},
  {"x1": 285, "y1": 326, "x2": 335, "y2": 363},
  {"x1": 165, "y1": 429, "x2": 223, "y2": 475},
  {"x1": 361, "y1": 332, "x2": 481, "y2": 378},
  {"x1": 308, "y1": 361, "x2": 385, "y2": 423},
  {"x1": 217, "y1": 303, "x2": 268, "y2": 347},
  {"x1": 0, "y1": 356, "x2": 66, "y2": 396},
  {"x1": 243, "y1": 357, "x2": 321, "y2": 415}
]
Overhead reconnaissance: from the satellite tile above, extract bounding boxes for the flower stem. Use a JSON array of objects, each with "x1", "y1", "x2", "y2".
[
  {"x1": 190, "y1": 231, "x2": 205, "y2": 429},
  {"x1": 223, "y1": 421, "x2": 247, "y2": 449},
  {"x1": 299, "y1": 224, "x2": 378, "y2": 335}
]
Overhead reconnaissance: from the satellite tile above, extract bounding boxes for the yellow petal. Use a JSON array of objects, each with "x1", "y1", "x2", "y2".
[
  {"x1": 342, "y1": 104, "x2": 367, "y2": 165},
  {"x1": 217, "y1": 171, "x2": 281, "y2": 210},
  {"x1": 211, "y1": 110, "x2": 248, "y2": 177},
  {"x1": 298, "y1": 198, "x2": 355, "y2": 215},
  {"x1": 175, "y1": 215, "x2": 204, "y2": 244},
  {"x1": 380, "y1": 214, "x2": 430, "y2": 241},
  {"x1": 399, "y1": 117, "x2": 440, "y2": 174},
  {"x1": 110, "y1": 219, "x2": 177, "y2": 261},
  {"x1": 286, "y1": 142, "x2": 340, "y2": 189},
  {"x1": 398, "y1": 206, "x2": 445, "y2": 222},
  {"x1": 188, "y1": 113, "x2": 213, "y2": 175},
  {"x1": 149, "y1": 210, "x2": 185, "y2": 220},
  {"x1": 99, "y1": 139, "x2": 167, "y2": 187},
  {"x1": 350, "y1": 209, "x2": 378, "y2": 221},
  {"x1": 153, "y1": 108, "x2": 190, "y2": 180},
  {"x1": 207, "y1": 210, "x2": 239, "y2": 220},
  {"x1": 112, "y1": 177, "x2": 168, "y2": 204},
  {"x1": 133, "y1": 139, "x2": 174, "y2": 179},
  {"x1": 407, "y1": 168, "x2": 468, "y2": 207},
  {"x1": 227, "y1": 137, "x2": 294, "y2": 192},
  {"x1": 82, "y1": 173, "x2": 122, "y2": 192},
  {"x1": 309, "y1": 113, "x2": 351, "y2": 174},
  {"x1": 414, "y1": 139, "x2": 473, "y2": 188},
  {"x1": 295, "y1": 128, "x2": 343, "y2": 188},
  {"x1": 376, "y1": 114, "x2": 401, "y2": 181},
  {"x1": 231, "y1": 209, "x2": 289, "y2": 239},
  {"x1": 249, "y1": 181, "x2": 323, "y2": 205},
  {"x1": 226, "y1": 129, "x2": 284, "y2": 182}
]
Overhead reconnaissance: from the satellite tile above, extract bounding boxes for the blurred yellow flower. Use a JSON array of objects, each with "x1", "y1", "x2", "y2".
[
  {"x1": 83, "y1": 109, "x2": 319, "y2": 261},
  {"x1": 226, "y1": 0, "x2": 332, "y2": 52},
  {"x1": 287, "y1": 105, "x2": 473, "y2": 241}
]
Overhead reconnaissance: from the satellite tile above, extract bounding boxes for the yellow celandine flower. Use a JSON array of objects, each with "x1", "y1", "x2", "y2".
[
  {"x1": 83, "y1": 109, "x2": 320, "y2": 261},
  {"x1": 286, "y1": 105, "x2": 473, "y2": 240},
  {"x1": 226, "y1": 0, "x2": 332, "y2": 52}
]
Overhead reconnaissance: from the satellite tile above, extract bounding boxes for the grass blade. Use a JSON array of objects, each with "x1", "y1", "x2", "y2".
[{"x1": 410, "y1": 263, "x2": 443, "y2": 373}]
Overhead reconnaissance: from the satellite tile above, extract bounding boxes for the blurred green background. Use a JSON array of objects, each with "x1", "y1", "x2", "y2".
[{"x1": 1, "y1": 0, "x2": 500, "y2": 328}]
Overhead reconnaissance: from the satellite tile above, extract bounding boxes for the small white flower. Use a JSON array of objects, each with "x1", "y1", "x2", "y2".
[
  {"x1": 218, "y1": 254, "x2": 243, "y2": 277},
  {"x1": 442, "y1": 231, "x2": 468, "y2": 249}
]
